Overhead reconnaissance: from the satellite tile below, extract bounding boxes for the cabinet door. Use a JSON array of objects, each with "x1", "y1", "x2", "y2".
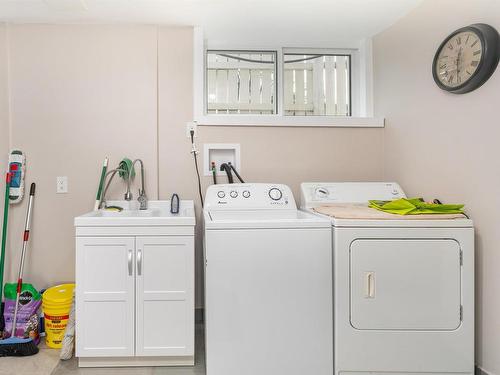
[
  {"x1": 350, "y1": 239, "x2": 462, "y2": 330},
  {"x1": 75, "y1": 237, "x2": 135, "y2": 357},
  {"x1": 135, "y1": 236, "x2": 194, "y2": 357}
]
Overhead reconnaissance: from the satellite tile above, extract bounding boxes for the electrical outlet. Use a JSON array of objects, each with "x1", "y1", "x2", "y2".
[
  {"x1": 56, "y1": 176, "x2": 68, "y2": 193},
  {"x1": 186, "y1": 121, "x2": 198, "y2": 138}
]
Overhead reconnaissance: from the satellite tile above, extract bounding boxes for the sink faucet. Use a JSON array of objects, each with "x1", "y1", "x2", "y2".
[
  {"x1": 99, "y1": 168, "x2": 131, "y2": 209},
  {"x1": 132, "y1": 159, "x2": 147, "y2": 210},
  {"x1": 98, "y1": 160, "x2": 147, "y2": 210}
]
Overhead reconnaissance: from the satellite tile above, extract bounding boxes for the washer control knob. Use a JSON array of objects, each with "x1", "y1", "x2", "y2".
[
  {"x1": 242, "y1": 190, "x2": 251, "y2": 198},
  {"x1": 268, "y1": 188, "x2": 283, "y2": 201},
  {"x1": 230, "y1": 190, "x2": 238, "y2": 198},
  {"x1": 217, "y1": 191, "x2": 225, "y2": 198}
]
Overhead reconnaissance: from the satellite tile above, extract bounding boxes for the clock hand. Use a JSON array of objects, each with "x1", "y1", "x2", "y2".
[{"x1": 456, "y1": 47, "x2": 462, "y2": 76}]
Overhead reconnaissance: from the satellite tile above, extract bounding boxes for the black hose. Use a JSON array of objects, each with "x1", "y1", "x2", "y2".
[
  {"x1": 191, "y1": 131, "x2": 204, "y2": 207},
  {"x1": 228, "y1": 162, "x2": 244, "y2": 183},
  {"x1": 216, "y1": 53, "x2": 325, "y2": 65},
  {"x1": 220, "y1": 163, "x2": 234, "y2": 183}
]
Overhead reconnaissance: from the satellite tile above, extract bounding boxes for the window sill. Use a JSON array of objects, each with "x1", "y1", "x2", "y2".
[{"x1": 195, "y1": 115, "x2": 385, "y2": 128}]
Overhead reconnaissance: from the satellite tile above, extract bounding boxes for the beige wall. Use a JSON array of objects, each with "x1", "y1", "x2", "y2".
[
  {"x1": 157, "y1": 27, "x2": 385, "y2": 304},
  {"x1": 0, "y1": 23, "x2": 9, "y2": 277},
  {"x1": 0, "y1": 4, "x2": 495, "y2": 368},
  {"x1": 373, "y1": 1, "x2": 500, "y2": 373},
  {"x1": 0, "y1": 24, "x2": 9, "y2": 186},
  {"x1": 5, "y1": 24, "x2": 159, "y2": 288},
  {"x1": 0, "y1": 24, "x2": 385, "y2": 308}
]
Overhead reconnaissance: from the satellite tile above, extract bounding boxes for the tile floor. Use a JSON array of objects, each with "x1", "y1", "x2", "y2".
[
  {"x1": 0, "y1": 340, "x2": 61, "y2": 375},
  {"x1": 0, "y1": 326, "x2": 205, "y2": 375}
]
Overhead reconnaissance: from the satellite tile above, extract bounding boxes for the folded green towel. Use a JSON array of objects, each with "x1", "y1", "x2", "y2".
[{"x1": 368, "y1": 198, "x2": 464, "y2": 215}]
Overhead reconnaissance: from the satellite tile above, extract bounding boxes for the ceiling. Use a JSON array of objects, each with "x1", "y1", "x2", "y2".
[{"x1": 0, "y1": 0, "x2": 422, "y2": 45}]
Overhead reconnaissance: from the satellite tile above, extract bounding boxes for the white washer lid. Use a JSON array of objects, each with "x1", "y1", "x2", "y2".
[{"x1": 204, "y1": 210, "x2": 331, "y2": 229}]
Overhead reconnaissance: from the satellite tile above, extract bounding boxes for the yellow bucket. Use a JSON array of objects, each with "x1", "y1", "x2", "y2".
[{"x1": 42, "y1": 283, "x2": 75, "y2": 349}]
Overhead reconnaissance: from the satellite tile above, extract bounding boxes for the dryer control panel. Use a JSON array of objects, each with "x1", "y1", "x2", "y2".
[
  {"x1": 300, "y1": 182, "x2": 406, "y2": 208},
  {"x1": 205, "y1": 183, "x2": 296, "y2": 210}
]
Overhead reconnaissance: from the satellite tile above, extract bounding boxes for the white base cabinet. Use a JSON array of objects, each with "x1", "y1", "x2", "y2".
[
  {"x1": 75, "y1": 202, "x2": 195, "y2": 367},
  {"x1": 76, "y1": 236, "x2": 136, "y2": 358},
  {"x1": 135, "y1": 236, "x2": 194, "y2": 357}
]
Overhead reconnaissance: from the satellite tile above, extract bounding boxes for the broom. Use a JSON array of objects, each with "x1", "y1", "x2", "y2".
[{"x1": 0, "y1": 183, "x2": 38, "y2": 356}]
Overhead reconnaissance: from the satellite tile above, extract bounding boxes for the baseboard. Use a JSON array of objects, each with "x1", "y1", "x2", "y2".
[{"x1": 79, "y1": 356, "x2": 194, "y2": 367}]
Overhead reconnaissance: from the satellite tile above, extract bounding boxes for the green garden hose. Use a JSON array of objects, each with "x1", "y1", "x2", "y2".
[{"x1": 118, "y1": 158, "x2": 135, "y2": 179}]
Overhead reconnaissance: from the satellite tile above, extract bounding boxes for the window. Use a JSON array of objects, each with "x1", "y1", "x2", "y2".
[
  {"x1": 283, "y1": 54, "x2": 351, "y2": 116},
  {"x1": 206, "y1": 51, "x2": 277, "y2": 114},
  {"x1": 193, "y1": 28, "x2": 382, "y2": 127},
  {"x1": 205, "y1": 50, "x2": 351, "y2": 117}
]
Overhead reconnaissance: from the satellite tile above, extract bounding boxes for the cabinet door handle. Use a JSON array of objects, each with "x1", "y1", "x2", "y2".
[
  {"x1": 365, "y1": 272, "x2": 375, "y2": 298},
  {"x1": 137, "y1": 249, "x2": 142, "y2": 276},
  {"x1": 128, "y1": 249, "x2": 133, "y2": 276}
]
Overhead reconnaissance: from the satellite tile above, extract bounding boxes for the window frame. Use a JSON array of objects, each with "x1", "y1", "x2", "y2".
[{"x1": 193, "y1": 27, "x2": 383, "y2": 127}]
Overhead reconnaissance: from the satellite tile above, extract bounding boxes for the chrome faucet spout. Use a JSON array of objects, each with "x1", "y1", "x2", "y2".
[{"x1": 132, "y1": 159, "x2": 147, "y2": 210}]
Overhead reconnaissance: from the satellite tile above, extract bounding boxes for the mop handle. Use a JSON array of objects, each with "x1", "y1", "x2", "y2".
[
  {"x1": 0, "y1": 173, "x2": 11, "y2": 306},
  {"x1": 11, "y1": 183, "x2": 35, "y2": 337}
]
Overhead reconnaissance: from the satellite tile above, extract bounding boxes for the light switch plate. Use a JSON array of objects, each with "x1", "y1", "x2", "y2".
[{"x1": 57, "y1": 176, "x2": 68, "y2": 193}]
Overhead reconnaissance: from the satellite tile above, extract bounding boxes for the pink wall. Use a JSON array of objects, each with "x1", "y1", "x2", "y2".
[
  {"x1": 5, "y1": 24, "x2": 159, "y2": 289},
  {"x1": 0, "y1": 24, "x2": 8, "y2": 175},
  {"x1": 0, "y1": 24, "x2": 10, "y2": 278},
  {"x1": 0, "y1": 24, "x2": 385, "y2": 308},
  {"x1": 373, "y1": 1, "x2": 500, "y2": 373}
]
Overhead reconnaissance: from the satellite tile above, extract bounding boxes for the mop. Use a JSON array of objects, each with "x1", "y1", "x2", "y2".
[
  {"x1": 59, "y1": 292, "x2": 75, "y2": 360},
  {"x1": 0, "y1": 183, "x2": 38, "y2": 356}
]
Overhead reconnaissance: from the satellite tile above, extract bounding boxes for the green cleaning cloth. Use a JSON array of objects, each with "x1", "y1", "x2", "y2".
[
  {"x1": 118, "y1": 158, "x2": 135, "y2": 180},
  {"x1": 369, "y1": 198, "x2": 465, "y2": 215}
]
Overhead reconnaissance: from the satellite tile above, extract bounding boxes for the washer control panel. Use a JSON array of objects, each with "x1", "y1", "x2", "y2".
[
  {"x1": 205, "y1": 184, "x2": 295, "y2": 210},
  {"x1": 300, "y1": 182, "x2": 406, "y2": 208}
]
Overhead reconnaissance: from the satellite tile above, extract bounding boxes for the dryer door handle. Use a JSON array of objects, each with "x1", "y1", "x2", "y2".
[{"x1": 365, "y1": 272, "x2": 375, "y2": 298}]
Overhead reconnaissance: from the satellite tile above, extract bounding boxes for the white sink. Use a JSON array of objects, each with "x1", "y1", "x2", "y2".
[
  {"x1": 74, "y1": 200, "x2": 195, "y2": 226},
  {"x1": 91, "y1": 209, "x2": 163, "y2": 217}
]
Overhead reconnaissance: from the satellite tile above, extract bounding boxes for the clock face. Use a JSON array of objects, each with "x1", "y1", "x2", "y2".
[
  {"x1": 435, "y1": 31, "x2": 483, "y2": 88},
  {"x1": 433, "y1": 24, "x2": 500, "y2": 94}
]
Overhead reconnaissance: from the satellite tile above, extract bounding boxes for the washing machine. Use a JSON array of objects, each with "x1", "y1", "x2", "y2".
[
  {"x1": 300, "y1": 182, "x2": 474, "y2": 375},
  {"x1": 204, "y1": 183, "x2": 333, "y2": 375}
]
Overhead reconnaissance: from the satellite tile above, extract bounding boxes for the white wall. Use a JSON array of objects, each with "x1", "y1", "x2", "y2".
[
  {"x1": 0, "y1": 24, "x2": 385, "y2": 308},
  {"x1": 373, "y1": 1, "x2": 500, "y2": 373}
]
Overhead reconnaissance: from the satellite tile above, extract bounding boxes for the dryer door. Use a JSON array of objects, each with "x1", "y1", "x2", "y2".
[{"x1": 350, "y1": 239, "x2": 461, "y2": 330}]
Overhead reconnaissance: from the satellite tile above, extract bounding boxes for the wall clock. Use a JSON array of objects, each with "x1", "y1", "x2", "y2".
[{"x1": 432, "y1": 23, "x2": 500, "y2": 94}]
